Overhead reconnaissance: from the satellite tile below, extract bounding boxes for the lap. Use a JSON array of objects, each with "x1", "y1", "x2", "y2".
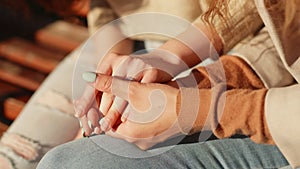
[{"x1": 37, "y1": 135, "x2": 290, "y2": 169}]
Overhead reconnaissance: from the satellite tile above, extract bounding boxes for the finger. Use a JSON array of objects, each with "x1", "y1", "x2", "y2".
[
  {"x1": 100, "y1": 115, "x2": 123, "y2": 132},
  {"x1": 99, "y1": 98, "x2": 126, "y2": 132},
  {"x1": 86, "y1": 108, "x2": 102, "y2": 134},
  {"x1": 95, "y1": 90, "x2": 102, "y2": 107},
  {"x1": 93, "y1": 127, "x2": 102, "y2": 135},
  {"x1": 82, "y1": 72, "x2": 133, "y2": 130},
  {"x1": 99, "y1": 109, "x2": 119, "y2": 132},
  {"x1": 81, "y1": 72, "x2": 114, "y2": 116},
  {"x1": 95, "y1": 61, "x2": 112, "y2": 114},
  {"x1": 99, "y1": 93, "x2": 114, "y2": 116},
  {"x1": 111, "y1": 76, "x2": 135, "y2": 123},
  {"x1": 96, "y1": 55, "x2": 112, "y2": 81},
  {"x1": 79, "y1": 115, "x2": 92, "y2": 137},
  {"x1": 121, "y1": 105, "x2": 130, "y2": 122},
  {"x1": 91, "y1": 73, "x2": 134, "y2": 101},
  {"x1": 140, "y1": 70, "x2": 157, "y2": 83},
  {"x1": 74, "y1": 86, "x2": 95, "y2": 118},
  {"x1": 102, "y1": 96, "x2": 128, "y2": 131}
]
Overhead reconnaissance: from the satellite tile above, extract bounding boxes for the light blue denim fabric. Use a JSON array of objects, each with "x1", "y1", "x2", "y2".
[{"x1": 37, "y1": 135, "x2": 290, "y2": 169}]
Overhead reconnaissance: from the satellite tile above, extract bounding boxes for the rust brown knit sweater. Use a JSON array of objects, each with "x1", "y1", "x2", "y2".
[{"x1": 176, "y1": 55, "x2": 274, "y2": 144}]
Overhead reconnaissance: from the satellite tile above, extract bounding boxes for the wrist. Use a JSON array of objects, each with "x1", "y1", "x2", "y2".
[
  {"x1": 108, "y1": 38, "x2": 134, "y2": 55},
  {"x1": 139, "y1": 49, "x2": 190, "y2": 78},
  {"x1": 158, "y1": 23, "x2": 223, "y2": 70},
  {"x1": 159, "y1": 39, "x2": 201, "y2": 69}
]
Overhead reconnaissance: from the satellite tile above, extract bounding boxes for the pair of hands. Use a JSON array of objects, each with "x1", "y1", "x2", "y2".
[{"x1": 74, "y1": 51, "x2": 185, "y2": 149}]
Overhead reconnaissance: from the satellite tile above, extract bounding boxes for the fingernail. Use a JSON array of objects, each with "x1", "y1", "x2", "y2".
[
  {"x1": 88, "y1": 120, "x2": 93, "y2": 129},
  {"x1": 99, "y1": 118, "x2": 110, "y2": 132},
  {"x1": 94, "y1": 127, "x2": 101, "y2": 134},
  {"x1": 82, "y1": 72, "x2": 97, "y2": 83},
  {"x1": 79, "y1": 121, "x2": 83, "y2": 128},
  {"x1": 121, "y1": 111, "x2": 129, "y2": 122},
  {"x1": 121, "y1": 115, "x2": 127, "y2": 122},
  {"x1": 98, "y1": 117, "x2": 103, "y2": 127}
]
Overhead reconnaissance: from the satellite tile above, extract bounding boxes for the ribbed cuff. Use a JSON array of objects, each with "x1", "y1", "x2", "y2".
[{"x1": 176, "y1": 87, "x2": 212, "y2": 135}]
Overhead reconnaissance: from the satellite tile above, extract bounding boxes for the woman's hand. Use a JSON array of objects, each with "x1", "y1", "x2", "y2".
[
  {"x1": 92, "y1": 73, "x2": 182, "y2": 150},
  {"x1": 95, "y1": 50, "x2": 185, "y2": 131},
  {"x1": 75, "y1": 49, "x2": 188, "y2": 136}
]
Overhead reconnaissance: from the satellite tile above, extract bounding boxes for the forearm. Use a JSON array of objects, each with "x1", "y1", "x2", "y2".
[
  {"x1": 158, "y1": 22, "x2": 223, "y2": 70},
  {"x1": 158, "y1": 0, "x2": 259, "y2": 68}
]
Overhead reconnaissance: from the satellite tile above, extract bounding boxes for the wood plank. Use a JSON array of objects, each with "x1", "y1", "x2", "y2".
[
  {"x1": 35, "y1": 21, "x2": 89, "y2": 53},
  {"x1": 0, "y1": 81, "x2": 31, "y2": 121},
  {"x1": 0, "y1": 81, "x2": 22, "y2": 96},
  {"x1": 0, "y1": 59, "x2": 46, "y2": 91},
  {"x1": 0, "y1": 38, "x2": 64, "y2": 73},
  {"x1": 4, "y1": 98, "x2": 25, "y2": 120},
  {"x1": 0, "y1": 122, "x2": 8, "y2": 137}
]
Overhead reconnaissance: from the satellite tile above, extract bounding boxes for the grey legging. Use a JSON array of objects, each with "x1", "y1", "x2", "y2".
[{"x1": 37, "y1": 135, "x2": 291, "y2": 169}]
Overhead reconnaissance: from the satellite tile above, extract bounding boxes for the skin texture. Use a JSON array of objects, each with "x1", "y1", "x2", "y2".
[
  {"x1": 86, "y1": 55, "x2": 273, "y2": 150},
  {"x1": 92, "y1": 73, "x2": 181, "y2": 150},
  {"x1": 75, "y1": 20, "x2": 223, "y2": 137}
]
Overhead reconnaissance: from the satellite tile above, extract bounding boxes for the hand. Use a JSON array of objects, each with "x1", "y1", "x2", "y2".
[
  {"x1": 94, "y1": 50, "x2": 187, "y2": 131},
  {"x1": 74, "y1": 86, "x2": 103, "y2": 136},
  {"x1": 76, "y1": 47, "x2": 191, "y2": 136},
  {"x1": 75, "y1": 50, "x2": 180, "y2": 136},
  {"x1": 95, "y1": 51, "x2": 179, "y2": 133},
  {"x1": 74, "y1": 33, "x2": 134, "y2": 136},
  {"x1": 92, "y1": 73, "x2": 182, "y2": 150}
]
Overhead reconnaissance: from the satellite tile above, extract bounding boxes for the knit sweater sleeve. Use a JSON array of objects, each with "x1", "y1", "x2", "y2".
[
  {"x1": 193, "y1": 0, "x2": 264, "y2": 53},
  {"x1": 176, "y1": 56, "x2": 274, "y2": 144}
]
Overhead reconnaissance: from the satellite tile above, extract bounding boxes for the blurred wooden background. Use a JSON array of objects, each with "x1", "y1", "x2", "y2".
[{"x1": 0, "y1": 1, "x2": 89, "y2": 136}]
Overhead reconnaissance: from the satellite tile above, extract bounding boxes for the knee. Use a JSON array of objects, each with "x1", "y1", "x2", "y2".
[
  {"x1": 37, "y1": 138, "x2": 97, "y2": 169},
  {"x1": 37, "y1": 145, "x2": 68, "y2": 169}
]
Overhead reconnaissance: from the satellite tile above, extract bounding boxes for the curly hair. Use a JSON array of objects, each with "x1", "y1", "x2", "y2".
[{"x1": 202, "y1": 0, "x2": 300, "y2": 38}]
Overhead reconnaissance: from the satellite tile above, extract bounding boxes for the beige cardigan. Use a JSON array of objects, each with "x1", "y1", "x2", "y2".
[
  {"x1": 87, "y1": 0, "x2": 202, "y2": 34},
  {"x1": 88, "y1": 0, "x2": 300, "y2": 167},
  {"x1": 255, "y1": 1, "x2": 300, "y2": 168},
  {"x1": 200, "y1": 1, "x2": 300, "y2": 167}
]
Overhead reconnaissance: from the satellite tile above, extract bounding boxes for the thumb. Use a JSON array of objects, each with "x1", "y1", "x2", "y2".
[{"x1": 82, "y1": 72, "x2": 135, "y2": 101}]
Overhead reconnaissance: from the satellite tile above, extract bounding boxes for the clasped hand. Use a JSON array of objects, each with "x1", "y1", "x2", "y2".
[{"x1": 74, "y1": 51, "x2": 185, "y2": 149}]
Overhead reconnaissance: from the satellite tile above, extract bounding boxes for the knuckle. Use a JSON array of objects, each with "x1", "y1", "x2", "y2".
[
  {"x1": 128, "y1": 82, "x2": 140, "y2": 99},
  {"x1": 104, "y1": 115, "x2": 114, "y2": 124},
  {"x1": 149, "y1": 68, "x2": 159, "y2": 76},
  {"x1": 101, "y1": 77, "x2": 112, "y2": 92},
  {"x1": 145, "y1": 69, "x2": 159, "y2": 82},
  {"x1": 105, "y1": 110, "x2": 120, "y2": 121}
]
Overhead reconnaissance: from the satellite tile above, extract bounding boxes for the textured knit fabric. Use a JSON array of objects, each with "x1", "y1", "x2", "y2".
[
  {"x1": 176, "y1": 56, "x2": 274, "y2": 144},
  {"x1": 194, "y1": 0, "x2": 264, "y2": 54}
]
